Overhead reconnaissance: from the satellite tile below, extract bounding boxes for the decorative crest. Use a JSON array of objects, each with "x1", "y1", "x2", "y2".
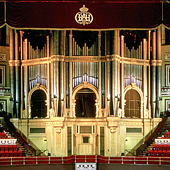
[{"x1": 75, "y1": 5, "x2": 93, "y2": 26}]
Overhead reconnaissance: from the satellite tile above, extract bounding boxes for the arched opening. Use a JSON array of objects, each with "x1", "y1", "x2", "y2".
[
  {"x1": 31, "y1": 89, "x2": 47, "y2": 118},
  {"x1": 125, "y1": 89, "x2": 140, "y2": 118},
  {"x1": 75, "y1": 88, "x2": 96, "y2": 118}
]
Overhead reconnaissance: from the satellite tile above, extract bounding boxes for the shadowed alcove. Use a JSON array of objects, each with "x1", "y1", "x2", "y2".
[
  {"x1": 31, "y1": 90, "x2": 47, "y2": 118},
  {"x1": 75, "y1": 88, "x2": 96, "y2": 118}
]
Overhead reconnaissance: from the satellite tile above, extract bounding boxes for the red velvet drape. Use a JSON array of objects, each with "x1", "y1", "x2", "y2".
[
  {"x1": 4, "y1": 2, "x2": 162, "y2": 29},
  {"x1": 1, "y1": 1, "x2": 170, "y2": 29},
  {"x1": 0, "y1": 3, "x2": 4, "y2": 27}
]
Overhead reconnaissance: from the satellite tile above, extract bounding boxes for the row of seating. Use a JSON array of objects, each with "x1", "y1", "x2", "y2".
[
  {"x1": 152, "y1": 144, "x2": 170, "y2": 151},
  {"x1": 0, "y1": 150, "x2": 22, "y2": 157},
  {"x1": 149, "y1": 149, "x2": 170, "y2": 157},
  {"x1": 0, "y1": 145, "x2": 18, "y2": 152}
]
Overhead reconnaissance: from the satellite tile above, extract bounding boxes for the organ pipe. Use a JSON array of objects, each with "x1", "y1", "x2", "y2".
[
  {"x1": 156, "y1": 26, "x2": 161, "y2": 118},
  {"x1": 10, "y1": 29, "x2": 15, "y2": 117},
  {"x1": 15, "y1": 31, "x2": 20, "y2": 118}
]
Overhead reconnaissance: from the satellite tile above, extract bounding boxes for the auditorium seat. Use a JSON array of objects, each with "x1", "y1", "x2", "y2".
[
  {"x1": 13, "y1": 145, "x2": 17, "y2": 151},
  {"x1": 0, "y1": 145, "x2": 4, "y2": 151},
  {"x1": 8, "y1": 145, "x2": 13, "y2": 151},
  {"x1": 0, "y1": 151, "x2": 5, "y2": 157},
  {"x1": 9, "y1": 151, "x2": 14, "y2": 157},
  {"x1": 166, "y1": 131, "x2": 170, "y2": 138},
  {"x1": 1, "y1": 132, "x2": 6, "y2": 138},
  {"x1": 4, "y1": 151, "x2": 9, "y2": 157},
  {"x1": 154, "y1": 144, "x2": 159, "y2": 151},
  {"x1": 13, "y1": 150, "x2": 18, "y2": 157},
  {"x1": 4, "y1": 145, "x2": 9, "y2": 152},
  {"x1": 18, "y1": 150, "x2": 22, "y2": 157},
  {"x1": 162, "y1": 145, "x2": 167, "y2": 151}
]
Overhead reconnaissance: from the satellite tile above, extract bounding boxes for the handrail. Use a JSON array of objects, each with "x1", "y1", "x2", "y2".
[
  {"x1": 3, "y1": 115, "x2": 37, "y2": 156},
  {"x1": 136, "y1": 114, "x2": 168, "y2": 156},
  {"x1": 0, "y1": 155, "x2": 170, "y2": 166}
]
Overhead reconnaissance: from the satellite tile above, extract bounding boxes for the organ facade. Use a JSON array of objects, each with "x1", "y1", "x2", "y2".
[{"x1": 0, "y1": 1, "x2": 170, "y2": 157}]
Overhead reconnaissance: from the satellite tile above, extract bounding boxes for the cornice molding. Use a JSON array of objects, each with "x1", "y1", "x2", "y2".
[{"x1": 9, "y1": 55, "x2": 162, "y2": 66}]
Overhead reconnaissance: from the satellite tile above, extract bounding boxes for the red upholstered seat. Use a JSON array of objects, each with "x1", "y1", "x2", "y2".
[
  {"x1": 149, "y1": 150, "x2": 153, "y2": 156},
  {"x1": 167, "y1": 145, "x2": 170, "y2": 151},
  {"x1": 162, "y1": 150, "x2": 167, "y2": 156},
  {"x1": 0, "y1": 145, "x2": 4, "y2": 151},
  {"x1": 163, "y1": 145, "x2": 167, "y2": 151},
  {"x1": 1, "y1": 132, "x2": 6, "y2": 137},
  {"x1": 166, "y1": 131, "x2": 170, "y2": 138},
  {"x1": 154, "y1": 144, "x2": 159, "y2": 151},
  {"x1": 167, "y1": 150, "x2": 170, "y2": 156},
  {"x1": 13, "y1": 145, "x2": 17, "y2": 151},
  {"x1": 4, "y1": 145, "x2": 9, "y2": 152},
  {"x1": 18, "y1": 150, "x2": 22, "y2": 157},
  {"x1": 0, "y1": 151, "x2": 5, "y2": 157},
  {"x1": 8, "y1": 145, "x2": 13, "y2": 151},
  {"x1": 9, "y1": 151, "x2": 14, "y2": 157},
  {"x1": 5, "y1": 151, "x2": 9, "y2": 157},
  {"x1": 157, "y1": 150, "x2": 162, "y2": 156},
  {"x1": 13, "y1": 150, "x2": 18, "y2": 157},
  {"x1": 158, "y1": 145, "x2": 163, "y2": 151}
]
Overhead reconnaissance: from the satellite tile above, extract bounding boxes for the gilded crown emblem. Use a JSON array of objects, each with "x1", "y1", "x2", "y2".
[{"x1": 75, "y1": 5, "x2": 93, "y2": 26}]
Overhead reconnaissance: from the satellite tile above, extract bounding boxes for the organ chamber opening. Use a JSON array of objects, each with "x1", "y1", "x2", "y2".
[
  {"x1": 75, "y1": 88, "x2": 96, "y2": 118},
  {"x1": 31, "y1": 90, "x2": 47, "y2": 118}
]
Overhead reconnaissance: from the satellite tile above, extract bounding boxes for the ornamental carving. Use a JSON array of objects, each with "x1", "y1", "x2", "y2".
[
  {"x1": 0, "y1": 53, "x2": 7, "y2": 61},
  {"x1": 75, "y1": 5, "x2": 93, "y2": 26}
]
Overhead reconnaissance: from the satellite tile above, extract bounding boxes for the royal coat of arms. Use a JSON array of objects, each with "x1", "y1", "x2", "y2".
[{"x1": 75, "y1": 5, "x2": 93, "y2": 26}]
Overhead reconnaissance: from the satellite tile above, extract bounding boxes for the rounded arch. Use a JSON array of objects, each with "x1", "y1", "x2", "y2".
[
  {"x1": 124, "y1": 83, "x2": 143, "y2": 102},
  {"x1": 72, "y1": 82, "x2": 99, "y2": 118},
  {"x1": 124, "y1": 83, "x2": 144, "y2": 118},
  {"x1": 28, "y1": 83, "x2": 47, "y2": 118}
]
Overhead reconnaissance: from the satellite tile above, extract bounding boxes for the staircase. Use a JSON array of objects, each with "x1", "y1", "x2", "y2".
[
  {"x1": 2, "y1": 115, "x2": 36, "y2": 156},
  {"x1": 138, "y1": 116, "x2": 170, "y2": 156}
]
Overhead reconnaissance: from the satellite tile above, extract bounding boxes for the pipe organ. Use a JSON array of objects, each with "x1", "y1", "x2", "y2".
[{"x1": 8, "y1": 28, "x2": 163, "y2": 157}]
